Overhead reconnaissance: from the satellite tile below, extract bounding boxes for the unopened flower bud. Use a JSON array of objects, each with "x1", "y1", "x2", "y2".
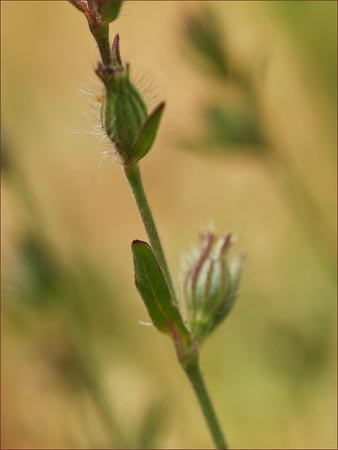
[
  {"x1": 96, "y1": 35, "x2": 165, "y2": 166},
  {"x1": 183, "y1": 232, "x2": 243, "y2": 344},
  {"x1": 97, "y1": 0, "x2": 123, "y2": 24},
  {"x1": 69, "y1": 1, "x2": 123, "y2": 65},
  {"x1": 69, "y1": 0, "x2": 123, "y2": 27}
]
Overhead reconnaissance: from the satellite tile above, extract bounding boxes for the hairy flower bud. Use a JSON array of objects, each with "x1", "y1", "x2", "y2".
[
  {"x1": 183, "y1": 232, "x2": 243, "y2": 344},
  {"x1": 96, "y1": 35, "x2": 165, "y2": 165}
]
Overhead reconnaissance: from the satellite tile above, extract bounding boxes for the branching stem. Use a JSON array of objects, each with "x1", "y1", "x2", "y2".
[
  {"x1": 124, "y1": 164, "x2": 178, "y2": 306},
  {"x1": 124, "y1": 163, "x2": 228, "y2": 449}
]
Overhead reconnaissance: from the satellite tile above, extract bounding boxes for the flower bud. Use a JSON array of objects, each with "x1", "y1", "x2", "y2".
[
  {"x1": 69, "y1": 1, "x2": 123, "y2": 27},
  {"x1": 96, "y1": 35, "x2": 165, "y2": 166},
  {"x1": 69, "y1": 1, "x2": 123, "y2": 65},
  {"x1": 183, "y1": 232, "x2": 243, "y2": 344}
]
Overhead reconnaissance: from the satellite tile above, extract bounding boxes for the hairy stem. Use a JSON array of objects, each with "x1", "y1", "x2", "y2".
[
  {"x1": 124, "y1": 163, "x2": 228, "y2": 448},
  {"x1": 91, "y1": 24, "x2": 112, "y2": 66},
  {"x1": 183, "y1": 357, "x2": 228, "y2": 449},
  {"x1": 124, "y1": 163, "x2": 179, "y2": 306}
]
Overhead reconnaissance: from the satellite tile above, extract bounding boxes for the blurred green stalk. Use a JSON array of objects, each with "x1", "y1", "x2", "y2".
[
  {"x1": 267, "y1": 148, "x2": 336, "y2": 281},
  {"x1": 81, "y1": 362, "x2": 127, "y2": 447},
  {"x1": 182, "y1": 4, "x2": 336, "y2": 282}
]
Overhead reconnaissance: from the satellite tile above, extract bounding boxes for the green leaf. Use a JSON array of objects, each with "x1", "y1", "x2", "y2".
[
  {"x1": 99, "y1": 1, "x2": 123, "y2": 23},
  {"x1": 128, "y1": 102, "x2": 165, "y2": 165},
  {"x1": 183, "y1": 6, "x2": 229, "y2": 79},
  {"x1": 204, "y1": 103, "x2": 266, "y2": 148},
  {"x1": 132, "y1": 240, "x2": 189, "y2": 338}
]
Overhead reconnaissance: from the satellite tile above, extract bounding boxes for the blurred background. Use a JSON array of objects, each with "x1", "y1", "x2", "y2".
[{"x1": 1, "y1": 1, "x2": 337, "y2": 448}]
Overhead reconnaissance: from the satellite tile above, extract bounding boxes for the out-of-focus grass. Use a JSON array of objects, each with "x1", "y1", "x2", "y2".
[{"x1": 1, "y1": 1, "x2": 336, "y2": 449}]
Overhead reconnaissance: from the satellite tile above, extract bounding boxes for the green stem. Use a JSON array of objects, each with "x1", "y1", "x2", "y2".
[
  {"x1": 91, "y1": 24, "x2": 112, "y2": 66},
  {"x1": 183, "y1": 357, "x2": 228, "y2": 449},
  {"x1": 124, "y1": 163, "x2": 228, "y2": 448},
  {"x1": 124, "y1": 164, "x2": 179, "y2": 306}
]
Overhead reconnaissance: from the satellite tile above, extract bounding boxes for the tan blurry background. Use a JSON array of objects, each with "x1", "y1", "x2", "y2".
[{"x1": 1, "y1": 1, "x2": 337, "y2": 449}]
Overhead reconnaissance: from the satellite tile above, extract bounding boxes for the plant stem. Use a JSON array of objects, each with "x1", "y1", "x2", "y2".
[
  {"x1": 124, "y1": 164, "x2": 179, "y2": 306},
  {"x1": 183, "y1": 357, "x2": 228, "y2": 449},
  {"x1": 124, "y1": 163, "x2": 228, "y2": 448},
  {"x1": 91, "y1": 24, "x2": 112, "y2": 66}
]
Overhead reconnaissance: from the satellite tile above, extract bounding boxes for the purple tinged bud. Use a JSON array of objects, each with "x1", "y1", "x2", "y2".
[{"x1": 183, "y1": 231, "x2": 243, "y2": 344}]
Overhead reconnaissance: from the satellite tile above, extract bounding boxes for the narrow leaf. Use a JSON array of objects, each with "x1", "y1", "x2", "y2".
[
  {"x1": 128, "y1": 102, "x2": 165, "y2": 165},
  {"x1": 132, "y1": 240, "x2": 189, "y2": 337}
]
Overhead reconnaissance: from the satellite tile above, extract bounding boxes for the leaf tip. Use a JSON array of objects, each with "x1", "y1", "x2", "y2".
[{"x1": 132, "y1": 239, "x2": 148, "y2": 248}]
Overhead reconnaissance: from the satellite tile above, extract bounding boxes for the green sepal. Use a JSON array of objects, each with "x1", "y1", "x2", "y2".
[
  {"x1": 208, "y1": 253, "x2": 243, "y2": 335},
  {"x1": 132, "y1": 240, "x2": 189, "y2": 339},
  {"x1": 98, "y1": 1, "x2": 123, "y2": 24},
  {"x1": 127, "y1": 102, "x2": 165, "y2": 166}
]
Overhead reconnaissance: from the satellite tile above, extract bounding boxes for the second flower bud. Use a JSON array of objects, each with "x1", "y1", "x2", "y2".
[
  {"x1": 96, "y1": 35, "x2": 165, "y2": 166},
  {"x1": 183, "y1": 232, "x2": 243, "y2": 344}
]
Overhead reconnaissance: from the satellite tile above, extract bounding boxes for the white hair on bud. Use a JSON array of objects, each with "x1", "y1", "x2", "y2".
[
  {"x1": 69, "y1": 75, "x2": 127, "y2": 166},
  {"x1": 130, "y1": 65, "x2": 164, "y2": 110}
]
